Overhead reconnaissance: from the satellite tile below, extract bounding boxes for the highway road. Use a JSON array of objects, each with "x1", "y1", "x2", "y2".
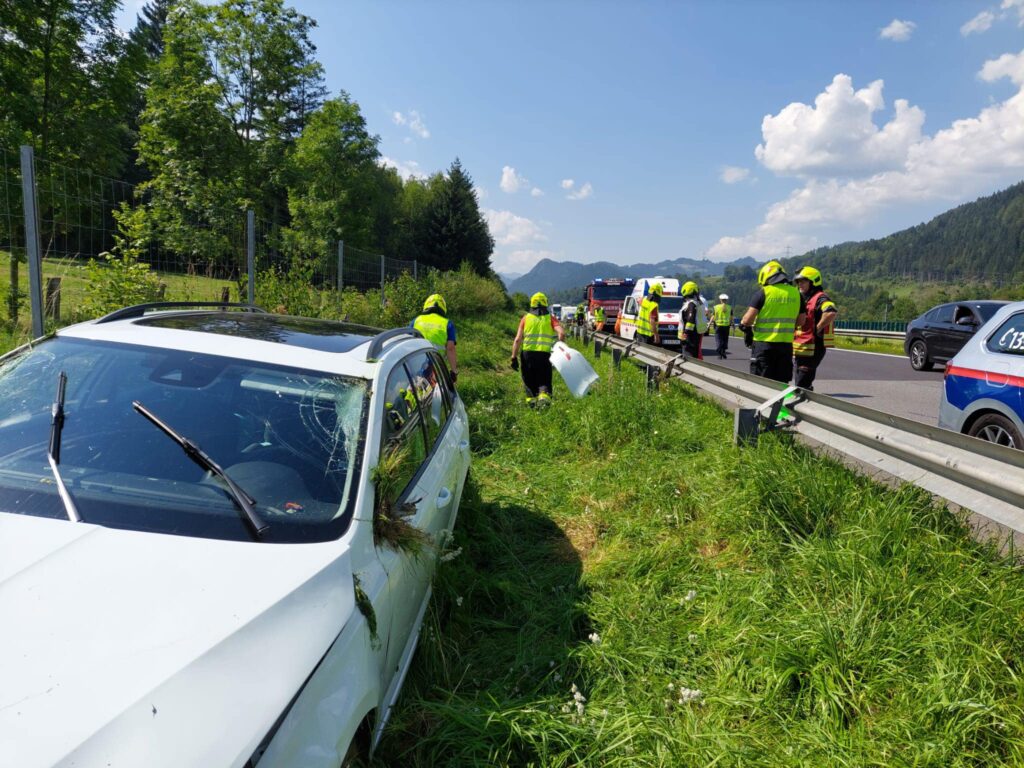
[{"x1": 698, "y1": 338, "x2": 945, "y2": 425}]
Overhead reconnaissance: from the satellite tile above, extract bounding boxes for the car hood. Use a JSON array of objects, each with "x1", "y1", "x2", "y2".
[{"x1": 0, "y1": 513, "x2": 355, "y2": 768}]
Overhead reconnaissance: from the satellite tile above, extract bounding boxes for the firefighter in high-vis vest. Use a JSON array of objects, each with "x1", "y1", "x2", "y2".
[
  {"x1": 510, "y1": 292, "x2": 566, "y2": 405},
  {"x1": 592, "y1": 305, "x2": 606, "y2": 331},
  {"x1": 574, "y1": 303, "x2": 586, "y2": 326},
  {"x1": 739, "y1": 261, "x2": 806, "y2": 383},
  {"x1": 713, "y1": 294, "x2": 733, "y2": 360},
  {"x1": 412, "y1": 294, "x2": 458, "y2": 382},
  {"x1": 792, "y1": 266, "x2": 838, "y2": 391},
  {"x1": 636, "y1": 282, "x2": 662, "y2": 345},
  {"x1": 677, "y1": 281, "x2": 707, "y2": 359}
]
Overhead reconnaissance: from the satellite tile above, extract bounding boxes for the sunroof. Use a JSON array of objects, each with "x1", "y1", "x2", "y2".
[{"x1": 136, "y1": 312, "x2": 380, "y2": 354}]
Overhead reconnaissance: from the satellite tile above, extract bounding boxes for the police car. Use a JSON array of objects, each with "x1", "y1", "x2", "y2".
[
  {"x1": 0, "y1": 302, "x2": 470, "y2": 767},
  {"x1": 939, "y1": 301, "x2": 1024, "y2": 448}
]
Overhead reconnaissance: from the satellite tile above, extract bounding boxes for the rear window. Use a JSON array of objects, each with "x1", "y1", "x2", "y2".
[
  {"x1": 986, "y1": 313, "x2": 1024, "y2": 356},
  {"x1": 977, "y1": 303, "x2": 1006, "y2": 322}
]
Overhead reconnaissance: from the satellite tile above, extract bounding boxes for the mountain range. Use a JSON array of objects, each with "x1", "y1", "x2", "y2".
[{"x1": 503, "y1": 256, "x2": 758, "y2": 296}]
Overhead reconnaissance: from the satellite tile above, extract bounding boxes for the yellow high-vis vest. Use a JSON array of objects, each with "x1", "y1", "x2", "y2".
[
  {"x1": 753, "y1": 283, "x2": 801, "y2": 343},
  {"x1": 523, "y1": 313, "x2": 557, "y2": 352}
]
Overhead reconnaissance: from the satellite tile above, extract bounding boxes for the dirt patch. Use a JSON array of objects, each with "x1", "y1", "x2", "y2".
[
  {"x1": 555, "y1": 513, "x2": 603, "y2": 562},
  {"x1": 698, "y1": 538, "x2": 729, "y2": 558}
]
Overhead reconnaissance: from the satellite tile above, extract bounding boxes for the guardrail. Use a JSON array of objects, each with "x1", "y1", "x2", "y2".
[
  {"x1": 833, "y1": 328, "x2": 906, "y2": 340},
  {"x1": 580, "y1": 329, "x2": 1024, "y2": 543}
]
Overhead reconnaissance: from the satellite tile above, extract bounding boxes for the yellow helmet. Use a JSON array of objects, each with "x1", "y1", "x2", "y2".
[
  {"x1": 530, "y1": 292, "x2": 548, "y2": 308},
  {"x1": 423, "y1": 293, "x2": 446, "y2": 313},
  {"x1": 648, "y1": 282, "x2": 664, "y2": 297},
  {"x1": 681, "y1": 281, "x2": 699, "y2": 297},
  {"x1": 757, "y1": 260, "x2": 785, "y2": 286},
  {"x1": 795, "y1": 266, "x2": 823, "y2": 287}
]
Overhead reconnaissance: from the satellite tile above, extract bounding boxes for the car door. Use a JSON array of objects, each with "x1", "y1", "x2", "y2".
[
  {"x1": 923, "y1": 303, "x2": 955, "y2": 358},
  {"x1": 620, "y1": 296, "x2": 638, "y2": 339},
  {"x1": 946, "y1": 304, "x2": 980, "y2": 358},
  {"x1": 427, "y1": 350, "x2": 471, "y2": 529},
  {"x1": 982, "y1": 312, "x2": 1024, "y2": 421}
]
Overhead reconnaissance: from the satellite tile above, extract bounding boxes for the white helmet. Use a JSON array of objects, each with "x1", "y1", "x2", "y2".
[{"x1": 719, "y1": 293, "x2": 729, "y2": 300}]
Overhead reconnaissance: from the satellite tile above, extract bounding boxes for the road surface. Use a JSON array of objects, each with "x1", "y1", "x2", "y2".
[{"x1": 698, "y1": 337, "x2": 944, "y2": 425}]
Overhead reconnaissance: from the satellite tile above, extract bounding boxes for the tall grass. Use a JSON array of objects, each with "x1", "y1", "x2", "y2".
[{"x1": 376, "y1": 315, "x2": 1024, "y2": 767}]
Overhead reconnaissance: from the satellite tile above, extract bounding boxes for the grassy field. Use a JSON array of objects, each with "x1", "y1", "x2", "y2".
[
  {"x1": 375, "y1": 314, "x2": 1024, "y2": 767},
  {"x1": 832, "y1": 334, "x2": 905, "y2": 356}
]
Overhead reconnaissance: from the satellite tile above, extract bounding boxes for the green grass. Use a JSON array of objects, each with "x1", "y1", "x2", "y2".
[
  {"x1": 832, "y1": 335, "x2": 905, "y2": 356},
  {"x1": 375, "y1": 314, "x2": 1024, "y2": 767}
]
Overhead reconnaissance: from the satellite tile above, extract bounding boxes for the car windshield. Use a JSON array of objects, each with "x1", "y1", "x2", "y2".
[
  {"x1": 593, "y1": 284, "x2": 632, "y2": 300},
  {"x1": 0, "y1": 337, "x2": 368, "y2": 543},
  {"x1": 657, "y1": 296, "x2": 686, "y2": 313}
]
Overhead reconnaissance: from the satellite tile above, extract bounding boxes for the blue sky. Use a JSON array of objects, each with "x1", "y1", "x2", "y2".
[{"x1": 116, "y1": 0, "x2": 1024, "y2": 274}]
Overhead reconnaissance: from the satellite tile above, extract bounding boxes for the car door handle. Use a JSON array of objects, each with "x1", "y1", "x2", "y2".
[
  {"x1": 458, "y1": 439, "x2": 469, "y2": 452},
  {"x1": 436, "y1": 487, "x2": 453, "y2": 508}
]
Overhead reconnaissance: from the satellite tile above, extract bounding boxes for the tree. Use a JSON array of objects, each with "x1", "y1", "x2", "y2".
[
  {"x1": 285, "y1": 95, "x2": 391, "y2": 255},
  {"x1": 131, "y1": 0, "x2": 176, "y2": 60},
  {"x1": 417, "y1": 159, "x2": 494, "y2": 275}
]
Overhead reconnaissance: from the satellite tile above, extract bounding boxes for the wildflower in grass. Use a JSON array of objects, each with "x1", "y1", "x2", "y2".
[
  {"x1": 688, "y1": 633, "x2": 698, "y2": 643},
  {"x1": 677, "y1": 686, "x2": 702, "y2": 704},
  {"x1": 549, "y1": 660, "x2": 555, "y2": 668},
  {"x1": 455, "y1": 596, "x2": 463, "y2": 607},
  {"x1": 440, "y1": 546, "x2": 463, "y2": 563},
  {"x1": 588, "y1": 632, "x2": 601, "y2": 644},
  {"x1": 683, "y1": 589, "x2": 697, "y2": 602}
]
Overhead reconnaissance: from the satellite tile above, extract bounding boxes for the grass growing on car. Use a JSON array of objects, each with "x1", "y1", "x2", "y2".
[{"x1": 376, "y1": 316, "x2": 1024, "y2": 767}]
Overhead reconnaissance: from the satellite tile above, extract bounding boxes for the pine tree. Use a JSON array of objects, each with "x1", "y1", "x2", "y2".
[
  {"x1": 131, "y1": 0, "x2": 175, "y2": 60},
  {"x1": 419, "y1": 159, "x2": 494, "y2": 275}
]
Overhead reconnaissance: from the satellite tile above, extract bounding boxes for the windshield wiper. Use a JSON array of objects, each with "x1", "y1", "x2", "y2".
[
  {"x1": 132, "y1": 400, "x2": 269, "y2": 538},
  {"x1": 48, "y1": 371, "x2": 81, "y2": 523}
]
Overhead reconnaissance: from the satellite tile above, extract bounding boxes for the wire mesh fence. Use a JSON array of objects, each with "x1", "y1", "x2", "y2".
[{"x1": 1, "y1": 145, "x2": 422, "y2": 344}]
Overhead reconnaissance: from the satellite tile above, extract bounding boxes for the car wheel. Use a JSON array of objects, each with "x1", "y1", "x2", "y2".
[
  {"x1": 909, "y1": 340, "x2": 933, "y2": 371},
  {"x1": 967, "y1": 413, "x2": 1023, "y2": 449}
]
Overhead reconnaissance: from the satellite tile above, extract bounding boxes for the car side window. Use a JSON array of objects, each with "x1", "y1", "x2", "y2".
[
  {"x1": 932, "y1": 304, "x2": 955, "y2": 324},
  {"x1": 986, "y1": 313, "x2": 1024, "y2": 356},
  {"x1": 380, "y1": 364, "x2": 427, "y2": 496},
  {"x1": 405, "y1": 351, "x2": 449, "y2": 450},
  {"x1": 953, "y1": 305, "x2": 977, "y2": 325},
  {"x1": 427, "y1": 350, "x2": 454, "y2": 417}
]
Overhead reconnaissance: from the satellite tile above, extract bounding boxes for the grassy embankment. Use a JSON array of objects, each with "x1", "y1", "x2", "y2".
[
  {"x1": 375, "y1": 312, "x2": 1024, "y2": 767},
  {"x1": 831, "y1": 334, "x2": 904, "y2": 355}
]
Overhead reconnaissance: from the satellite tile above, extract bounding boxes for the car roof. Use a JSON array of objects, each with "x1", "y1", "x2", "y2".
[{"x1": 58, "y1": 309, "x2": 427, "y2": 378}]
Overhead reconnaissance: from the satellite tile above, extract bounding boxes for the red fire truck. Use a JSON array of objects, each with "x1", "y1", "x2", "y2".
[{"x1": 583, "y1": 278, "x2": 635, "y2": 331}]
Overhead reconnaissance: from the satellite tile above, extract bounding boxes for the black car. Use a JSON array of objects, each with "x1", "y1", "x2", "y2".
[{"x1": 904, "y1": 300, "x2": 1009, "y2": 371}]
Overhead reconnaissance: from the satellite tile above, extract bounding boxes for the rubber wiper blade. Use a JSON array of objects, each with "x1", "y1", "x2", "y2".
[
  {"x1": 48, "y1": 371, "x2": 81, "y2": 523},
  {"x1": 132, "y1": 400, "x2": 269, "y2": 538}
]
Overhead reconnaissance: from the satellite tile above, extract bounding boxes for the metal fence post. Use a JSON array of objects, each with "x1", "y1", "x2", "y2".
[
  {"x1": 246, "y1": 210, "x2": 255, "y2": 305},
  {"x1": 342, "y1": 240, "x2": 350, "y2": 290},
  {"x1": 380, "y1": 254, "x2": 385, "y2": 307},
  {"x1": 20, "y1": 146, "x2": 44, "y2": 337}
]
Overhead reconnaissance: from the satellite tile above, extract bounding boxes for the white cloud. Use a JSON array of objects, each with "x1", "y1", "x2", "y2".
[
  {"x1": 567, "y1": 182, "x2": 593, "y2": 200},
  {"x1": 380, "y1": 156, "x2": 427, "y2": 180},
  {"x1": 755, "y1": 74, "x2": 925, "y2": 177},
  {"x1": 1003, "y1": 0, "x2": 1024, "y2": 25},
  {"x1": 475, "y1": 186, "x2": 488, "y2": 201},
  {"x1": 980, "y1": 50, "x2": 1024, "y2": 84},
  {"x1": 560, "y1": 179, "x2": 575, "y2": 189},
  {"x1": 720, "y1": 166, "x2": 751, "y2": 184},
  {"x1": 483, "y1": 209, "x2": 547, "y2": 246},
  {"x1": 392, "y1": 109, "x2": 430, "y2": 139},
  {"x1": 500, "y1": 166, "x2": 529, "y2": 194},
  {"x1": 879, "y1": 18, "x2": 916, "y2": 41},
  {"x1": 709, "y1": 51, "x2": 1024, "y2": 260},
  {"x1": 961, "y1": 10, "x2": 996, "y2": 35},
  {"x1": 531, "y1": 187, "x2": 544, "y2": 197}
]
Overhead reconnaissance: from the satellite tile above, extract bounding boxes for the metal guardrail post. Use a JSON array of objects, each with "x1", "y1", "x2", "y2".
[
  {"x1": 20, "y1": 146, "x2": 44, "y2": 338},
  {"x1": 612, "y1": 348, "x2": 622, "y2": 368},
  {"x1": 594, "y1": 338, "x2": 602, "y2": 358},
  {"x1": 337, "y1": 240, "x2": 344, "y2": 291},
  {"x1": 246, "y1": 210, "x2": 255, "y2": 305}
]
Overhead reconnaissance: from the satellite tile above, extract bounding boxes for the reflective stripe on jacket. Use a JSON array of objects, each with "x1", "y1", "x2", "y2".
[
  {"x1": 793, "y1": 291, "x2": 836, "y2": 356},
  {"x1": 713, "y1": 303, "x2": 732, "y2": 327},
  {"x1": 594, "y1": 307, "x2": 605, "y2": 323},
  {"x1": 523, "y1": 312, "x2": 557, "y2": 352},
  {"x1": 637, "y1": 298, "x2": 658, "y2": 336},
  {"x1": 753, "y1": 283, "x2": 801, "y2": 343},
  {"x1": 413, "y1": 312, "x2": 448, "y2": 349}
]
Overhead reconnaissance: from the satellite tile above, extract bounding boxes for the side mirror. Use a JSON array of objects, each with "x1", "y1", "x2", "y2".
[{"x1": 955, "y1": 316, "x2": 977, "y2": 327}]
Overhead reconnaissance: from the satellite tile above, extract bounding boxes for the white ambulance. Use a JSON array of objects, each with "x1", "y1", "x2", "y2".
[{"x1": 616, "y1": 277, "x2": 684, "y2": 348}]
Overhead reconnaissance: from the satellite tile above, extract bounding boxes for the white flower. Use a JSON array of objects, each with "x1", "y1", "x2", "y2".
[
  {"x1": 688, "y1": 633, "x2": 698, "y2": 643},
  {"x1": 455, "y1": 596, "x2": 463, "y2": 607},
  {"x1": 440, "y1": 546, "x2": 463, "y2": 563},
  {"x1": 588, "y1": 632, "x2": 601, "y2": 645},
  {"x1": 549, "y1": 660, "x2": 556, "y2": 668},
  {"x1": 684, "y1": 589, "x2": 697, "y2": 602}
]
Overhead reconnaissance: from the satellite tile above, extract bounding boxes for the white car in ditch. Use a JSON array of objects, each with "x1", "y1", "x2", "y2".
[{"x1": 0, "y1": 302, "x2": 470, "y2": 767}]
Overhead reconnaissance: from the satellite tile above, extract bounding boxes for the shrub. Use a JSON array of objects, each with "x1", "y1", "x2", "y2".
[{"x1": 83, "y1": 251, "x2": 162, "y2": 317}]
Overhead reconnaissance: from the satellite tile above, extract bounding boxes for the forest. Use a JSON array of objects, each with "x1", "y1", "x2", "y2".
[{"x1": 0, "y1": 0, "x2": 495, "y2": 284}]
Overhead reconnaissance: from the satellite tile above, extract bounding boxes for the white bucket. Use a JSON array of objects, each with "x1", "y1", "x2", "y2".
[{"x1": 550, "y1": 341, "x2": 599, "y2": 398}]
